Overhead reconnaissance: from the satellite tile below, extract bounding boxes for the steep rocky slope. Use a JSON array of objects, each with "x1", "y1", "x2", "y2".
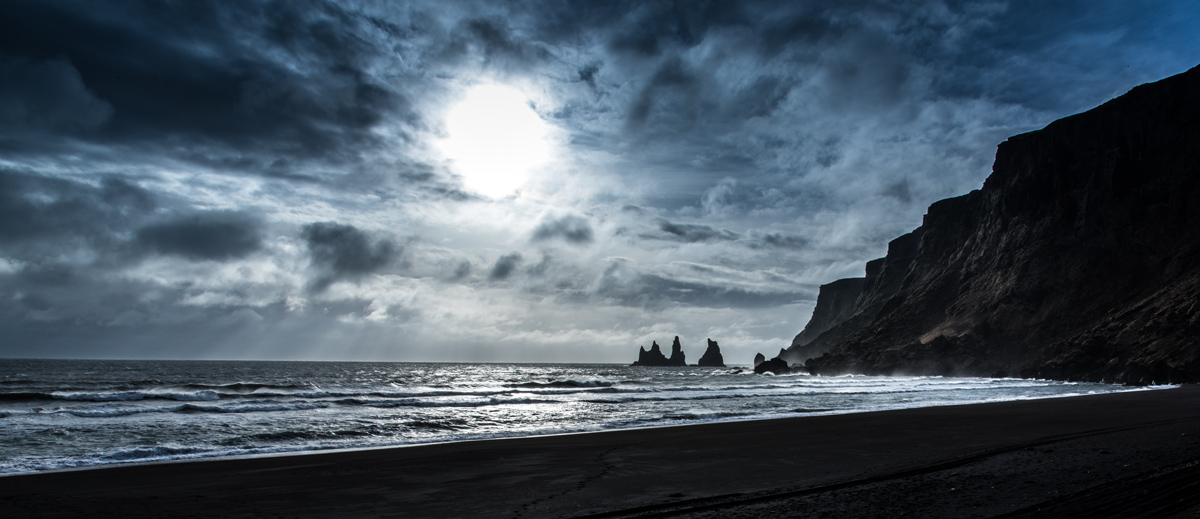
[
  {"x1": 789, "y1": 278, "x2": 864, "y2": 352},
  {"x1": 787, "y1": 231, "x2": 923, "y2": 362},
  {"x1": 788, "y1": 64, "x2": 1200, "y2": 384}
]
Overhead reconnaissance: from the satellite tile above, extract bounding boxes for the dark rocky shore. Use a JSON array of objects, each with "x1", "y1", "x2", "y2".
[{"x1": 778, "y1": 64, "x2": 1200, "y2": 385}]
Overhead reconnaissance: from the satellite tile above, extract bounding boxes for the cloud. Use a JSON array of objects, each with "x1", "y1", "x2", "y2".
[
  {"x1": 650, "y1": 220, "x2": 738, "y2": 243},
  {"x1": 302, "y1": 222, "x2": 397, "y2": 292},
  {"x1": 531, "y1": 213, "x2": 594, "y2": 244},
  {"x1": 446, "y1": 17, "x2": 552, "y2": 71},
  {"x1": 0, "y1": 0, "x2": 413, "y2": 174},
  {"x1": 135, "y1": 213, "x2": 262, "y2": 261},
  {"x1": 0, "y1": 54, "x2": 113, "y2": 134},
  {"x1": 1, "y1": 0, "x2": 1196, "y2": 361},
  {"x1": 577, "y1": 61, "x2": 602, "y2": 90},
  {"x1": 603, "y1": 0, "x2": 749, "y2": 57},
  {"x1": 588, "y1": 257, "x2": 812, "y2": 310},
  {"x1": 745, "y1": 230, "x2": 810, "y2": 250},
  {"x1": 451, "y1": 260, "x2": 472, "y2": 280},
  {"x1": 0, "y1": 170, "x2": 154, "y2": 255},
  {"x1": 489, "y1": 252, "x2": 523, "y2": 281},
  {"x1": 627, "y1": 56, "x2": 702, "y2": 128}
]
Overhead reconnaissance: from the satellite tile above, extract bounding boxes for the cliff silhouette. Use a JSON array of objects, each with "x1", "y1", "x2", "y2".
[{"x1": 786, "y1": 64, "x2": 1200, "y2": 385}]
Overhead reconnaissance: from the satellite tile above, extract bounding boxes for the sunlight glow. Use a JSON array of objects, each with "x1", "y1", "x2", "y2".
[{"x1": 441, "y1": 84, "x2": 551, "y2": 198}]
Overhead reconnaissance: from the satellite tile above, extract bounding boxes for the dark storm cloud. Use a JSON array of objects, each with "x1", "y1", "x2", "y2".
[
  {"x1": 816, "y1": 31, "x2": 914, "y2": 111},
  {"x1": 302, "y1": 222, "x2": 397, "y2": 293},
  {"x1": 577, "y1": 62, "x2": 602, "y2": 90},
  {"x1": 1, "y1": 0, "x2": 1196, "y2": 360},
  {"x1": 602, "y1": 0, "x2": 749, "y2": 57},
  {"x1": 928, "y1": 1, "x2": 1199, "y2": 112},
  {"x1": 451, "y1": 260, "x2": 472, "y2": 281},
  {"x1": 531, "y1": 214, "x2": 594, "y2": 244},
  {"x1": 627, "y1": 57, "x2": 703, "y2": 128},
  {"x1": 636, "y1": 274, "x2": 806, "y2": 309},
  {"x1": 588, "y1": 259, "x2": 809, "y2": 310},
  {"x1": 583, "y1": 0, "x2": 933, "y2": 135},
  {"x1": 0, "y1": 170, "x2": 154, "y2": 254},
  {"x1": 633, "y1": 218, "x2": 809, "y2": 249},
  {"x1": 135, "y1": 213, "x2": 263, "y2": 261},
  {"x1": 728, "y1": 76, "x2": 792, "y2": 119},
  {"x1": 0, "y1": 0, "x2": 412, "y2": 170},
  {"x1": 651, "y1": 220, "x2": 737, "y2": 243},
  {"x1": 444, "y1": 17, "x2": 552, "y2": 71},
  {"x1": 745, "y1": 231, "x2": 810, "y2": 250},
  {"x1": 0, "y1": 54, "x2": 112, "y2": 134},
  {"x1": 0, "y1": 169, "x2": 268, "y2": 265},
  {"x1": 756, "y1": 5, "x2": 843, "y2": 56},
  {"x1": 883, "y1": 179, "x2": 913, "y2": 203},
  {"x1": 490, "y1": 253, "x2": 523, "y2": 281}
]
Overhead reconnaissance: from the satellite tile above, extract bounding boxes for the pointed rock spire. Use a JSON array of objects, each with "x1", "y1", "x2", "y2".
[
  {"x1": 668, "y1": 336, "x2": 686, "y2": 366},
  {"x1": 698, "y1": 338, "x2": 725, "y2": 367}
]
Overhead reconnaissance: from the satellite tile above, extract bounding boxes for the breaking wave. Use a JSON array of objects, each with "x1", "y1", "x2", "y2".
[{"x1": 0, "y1": 359, "x2": 1150, "y2": 475}]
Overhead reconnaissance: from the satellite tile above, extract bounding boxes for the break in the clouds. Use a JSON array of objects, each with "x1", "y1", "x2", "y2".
[{"x1": 0, "y1": 0, "x2": 1197, "y2": 362}]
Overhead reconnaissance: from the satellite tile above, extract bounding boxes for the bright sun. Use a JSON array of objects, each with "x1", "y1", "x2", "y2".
[{"x1": 441, "y1": 84, "x2": 551, "y2": 198}]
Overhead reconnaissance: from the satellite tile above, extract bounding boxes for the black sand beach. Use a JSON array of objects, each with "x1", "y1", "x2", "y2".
[{"x1": 3, "y1": 386, "x2": 1200, "y2": 518}]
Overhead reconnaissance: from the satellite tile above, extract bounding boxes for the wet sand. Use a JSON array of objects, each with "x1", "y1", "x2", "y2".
[{"x1": 3, "y1": 386, "x2": 1199, "y2": 518}]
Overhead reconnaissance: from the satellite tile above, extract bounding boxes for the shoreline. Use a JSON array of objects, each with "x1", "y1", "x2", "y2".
[
  {"x1": 1, "y1": 381, "x2": 1169, "y2": 478},
  {"x1": 3, "y1": 386, "x2": 1199, "y2": 517}
]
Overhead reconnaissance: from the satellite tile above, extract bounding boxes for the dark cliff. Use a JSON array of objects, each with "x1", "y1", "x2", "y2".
[
  {"x1": 790, "y1": 277, "x2": 865, "y2": 350},
  {"x1": 786, "y1": 231, "x2": 925, "y2": 362},
  {"x1": 697, "y1": 339, "x2": 726, "y2": 367},
  {"x1": 792, "y1": 64, "x2": 1200, "y2": 385}
]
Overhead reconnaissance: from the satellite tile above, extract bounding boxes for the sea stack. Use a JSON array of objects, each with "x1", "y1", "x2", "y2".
[
  {"x1": 631, "y1": 341, "x2": 670, "y2": 366},
  {"x1": 753, "y1": 353, "x2": 766, "y2": 367},
  {"x1": 697, "y1": 339, "x2": 726, "y2": 367},
  {"x1": 632, "y1": 338, "x2": 688, "y2": 367},
  {"x1": 754, "y1": 357, "x2": 792, "y2": 375},
  {"x1": 668, "y1": 336, "x2": 687, "y2": 366}
]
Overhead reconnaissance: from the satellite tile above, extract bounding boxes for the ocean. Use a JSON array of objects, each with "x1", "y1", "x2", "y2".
[{"x1": 0, "y1": 359, "x2": 1154, "y2": 475}]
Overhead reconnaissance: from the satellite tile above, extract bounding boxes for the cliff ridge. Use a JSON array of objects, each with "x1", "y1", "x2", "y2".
[{"x1": 787, "y1": 64, "x2": 1200, "y2": 385}]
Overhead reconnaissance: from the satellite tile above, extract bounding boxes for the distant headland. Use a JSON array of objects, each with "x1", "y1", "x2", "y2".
[{"x1": 632, "y1": 336, "x2": 725, "y2": 367}]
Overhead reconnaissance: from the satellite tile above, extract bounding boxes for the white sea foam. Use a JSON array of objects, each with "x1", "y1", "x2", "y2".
[
  {"x1": 0, "y1": 360, "x2": 1153, "y2": 475},
  {"x1": 52, "y1": 390, "x2": 221, "y2": 402}
]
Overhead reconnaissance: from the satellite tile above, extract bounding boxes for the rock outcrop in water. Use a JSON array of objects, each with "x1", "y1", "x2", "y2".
[
  {"x1": 669, "y1": 336, "x2": 687, "y2": 366},
  {"x1": 753, "y1": 352, "x2": 766, "y2": 367},
  {"x1": 697, "y1": 339, "x2": 726, "y2": 367},
  {"x1": 788, "y1": 64, "x2": 1200, "y2": 385},
  {"x1": 632, "y1": 337, "x2": 688, "y2": 366},
  {"x1": 754, "y1": 357, "x2": 792, "y2": 375},
  {"x1": 632, "y1": 341, "x2": 670, "y2": 366}
]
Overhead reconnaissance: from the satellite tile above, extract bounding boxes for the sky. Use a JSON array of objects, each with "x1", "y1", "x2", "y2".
[{"x1": 1, "y1": 0, "x2": 1197, "y2": 363}]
